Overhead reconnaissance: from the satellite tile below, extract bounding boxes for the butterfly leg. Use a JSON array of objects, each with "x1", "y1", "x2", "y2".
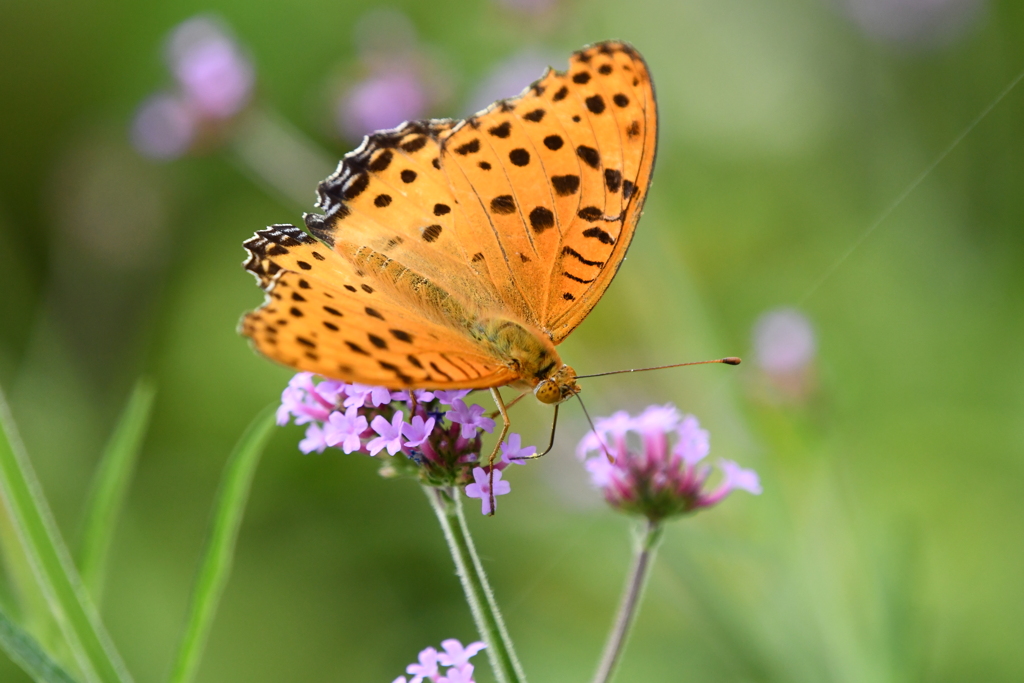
[
  {"x1": 486, "y1": 387, "x2": 512, "y2": 516},
  {"x1": 488, "y1": 388, "x2": 530, "y2": 419},
  {"x1": 511, "y1": 404, "x2": 559, "y2": 462}
]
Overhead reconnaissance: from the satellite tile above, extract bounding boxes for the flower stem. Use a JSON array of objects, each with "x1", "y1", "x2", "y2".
[
  {"x1": 424, "y1": 486, "x2": 527, "y2": 683},
  {"x1": 591, "y1": 518, "x2": 664, "y2": 683}
]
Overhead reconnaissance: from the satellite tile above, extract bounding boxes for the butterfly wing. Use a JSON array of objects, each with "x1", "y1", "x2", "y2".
[
  {"x1": 240, "y1": 225, "x2": 518, "y2": 388},
  {"x1": 439, "y1": 40, "x2": 658, "y2": 343},
  {"x1": 241, "y1": 41, "x2": 656, "y2": 388}
]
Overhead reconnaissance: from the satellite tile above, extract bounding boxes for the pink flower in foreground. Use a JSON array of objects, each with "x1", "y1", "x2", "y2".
[
  {"x1": 368, "y1": 411, "x2": 406, "y2": 456},
  {"x1": 276, "y1": 374, "x2": 536, "y2": 515},
  {"x1": 465, "y1": 467, "x2": 511, "y2": 515},
  {"x1": 446, "y1": 400, "x2": 495, "y2": 439},
  {"x1": 400, "y1": 638, "x2": 484, "y2": 683},
  {"x1": 499, "y1": 433, "x2": 536, "y2": 467},
  {"x1": 437, "y1": 639, "x2": 486, "y2": 668},
  {"x1": 578, "y1": 406, "x2": 760, "y2": 520},
  {"x1": 324, "y1": 407, "x2": 368, "y2": 454}
]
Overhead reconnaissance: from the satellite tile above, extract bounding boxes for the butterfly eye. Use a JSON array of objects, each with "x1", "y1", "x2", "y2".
[{"x1": 534, "y1": 380, "x2": 561, "y2": 405}]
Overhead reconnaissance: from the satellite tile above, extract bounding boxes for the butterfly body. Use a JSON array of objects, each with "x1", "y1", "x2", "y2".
[{"x1": 241, "y1": 40, "x2": 656, "y2": 404}]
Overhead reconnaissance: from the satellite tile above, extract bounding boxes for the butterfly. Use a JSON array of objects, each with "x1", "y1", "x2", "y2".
[{"x1": 240, "y1": 40, "x2": 657, "y2": 439}]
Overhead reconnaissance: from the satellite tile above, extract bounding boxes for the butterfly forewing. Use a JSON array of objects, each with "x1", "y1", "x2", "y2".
[
  {"x1": 437, "y1": 41, "x2": 656, "y2": 342},
  {"x1": 541, "y1": 43, "x2": 657, "y2": 340}
]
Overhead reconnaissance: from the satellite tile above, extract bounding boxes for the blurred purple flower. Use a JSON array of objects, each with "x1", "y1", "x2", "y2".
[
  {"x1": 399, "y1": 639, "x2": 484, "y2": 683},
  {"x1": 131, "y1": 93, "x2": 197, "y2": 160},
  {"x1": 753, "y1": 307, "x2": 816, "y2": 374},
  {"x1": 406, "y1": 646, "x2": 441, "y2": 682},
  {"x1": 465, "y1": 467, "x2": 511, "y2": 516},
  {"x1": 439, "y1": 665, "x2": 475, "y2": 683},
  {"x1": 838, "y1": 0, "x2": 983, "y2": 45},
  {"x1": 465, "y1": 49, "x2": 559, "y2": 115},
  {"x1": 166, "y1": 16, "x2": 254, "y2": 119},
  {"x1": 298, "y1": 424, "x2": 328, "y2": 454},
  {"x1": 132, "y1": 15, "x2": 255, "y2": 160},
  {"x1": 338, "y1": 71, "x2": 428, "y2": 140},
  {"x1": 493, "y1": 0, "x2": 558, "y2": 14},
  {"x1": 578, "y1": 407, "x2": 760, "y2": 520},
  {"x1": 752, "y1": 307, "x2": 819, "y2": 403},
  {"x1": 437, "y1": 639, "x2": 486, "y2": 668}
]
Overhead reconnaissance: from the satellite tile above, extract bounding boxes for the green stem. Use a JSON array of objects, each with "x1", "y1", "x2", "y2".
[
  {"x1": 591, "y1": 518, "x2": 664, "y2": 683},
  {"x1": 423, "y1": 486, "x2": 526, "y2": 683}
]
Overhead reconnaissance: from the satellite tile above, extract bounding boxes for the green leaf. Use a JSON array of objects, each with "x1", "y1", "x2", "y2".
[
  {"x1": 166, "y1": 405, "x2": 276, "y2": 683},
  {"x1": 0, "y1": 385, "x2": 132, "y2": 683},
  {"x1": 77, "y1": 379, "x2": 156, "y2": 604},
  {"x1": 0, "y1": 604, "x2": 79, "y2": 683}
]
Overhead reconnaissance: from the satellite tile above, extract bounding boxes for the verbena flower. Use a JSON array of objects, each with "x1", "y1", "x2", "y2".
[
  {"x1": 393, "y1": 638, "x2": 485, "y2": 683},
  {"x1": 578, "y1": 405, "x2": 761, "y2": 521},
  {"x1": 132, "y1": 15, "x2": 255, "y2": 160},
  {"x1": 278, "y1": 373, "x2": 533, "y2": 513}
]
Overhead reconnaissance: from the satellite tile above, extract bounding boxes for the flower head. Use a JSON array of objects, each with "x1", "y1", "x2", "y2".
[
  {"x1": 131, "y1": 15, "x2": 255, "y2": 160},
  {"x1": 577, "y1": 406, "x2": 760, "y2": 520},
  {"x1": 400, "y1": 639, "x2": 484, "y2": 683},
  {"x1": 276, "y1": 373, "x2": 534, "y2": 514}
]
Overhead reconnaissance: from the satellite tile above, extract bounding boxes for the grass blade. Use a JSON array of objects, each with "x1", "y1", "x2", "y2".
[
  {"x1": 0, "y1": 386, "x2": 132, "y2": 683},
  {"x1": 0, "y1": 604, "x2": 79, "y2": 683},
  {"x1": 77, "y1": 379, "x2": 156, "y2": 603},
  {"x1": 166, "y1": 405, "x2": 276, "y2": 683}
]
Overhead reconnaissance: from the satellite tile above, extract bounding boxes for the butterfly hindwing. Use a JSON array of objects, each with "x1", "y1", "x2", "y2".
[{"x1": 241, "y1": 226, "x2": 518, "y2": 389}]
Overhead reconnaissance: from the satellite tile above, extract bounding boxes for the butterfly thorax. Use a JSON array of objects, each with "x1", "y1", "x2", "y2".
[{"x1": 476, "y1": 317, "x2": 579, "y2": 404}]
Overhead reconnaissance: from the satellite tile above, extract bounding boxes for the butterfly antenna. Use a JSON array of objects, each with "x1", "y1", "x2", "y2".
[
  {"x1": 575, "y1": 357, "x2": 741, "y2": 380},
  {"x1": 575, "y1": 393, "x2": 615, "y2": 463}
]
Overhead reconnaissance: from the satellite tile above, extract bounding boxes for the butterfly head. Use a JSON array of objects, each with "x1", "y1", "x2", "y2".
[{"x1": 534, "y1": 364, "x2": 580, "y2": 405}]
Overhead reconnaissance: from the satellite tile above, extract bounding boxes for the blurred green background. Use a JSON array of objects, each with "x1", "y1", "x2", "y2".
[{"x1": 2, "y1": 0, "x2": 1023, "y2": 681}]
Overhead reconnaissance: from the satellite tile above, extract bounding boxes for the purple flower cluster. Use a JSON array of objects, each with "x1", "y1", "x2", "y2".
[
  {"x1": 278, "y1": 373, "x2": 534, "y2": 514},
  {"x1": 578, "y1": 405, "x2": 761, "y2": 521},
  {"x1": 392, "y1": 638, "x2": 485, "y2": 683},
  {"x1": 132, "y1": 16, "x2": 254, "y2": 160}
]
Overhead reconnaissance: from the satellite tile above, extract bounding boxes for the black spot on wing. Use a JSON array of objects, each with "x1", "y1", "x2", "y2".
[
  {"x1": 604, "y1": 169, "x2": 622, "y2": 193},
  {"x1": 368, "y1": 150, "x2": 393, "y2": 172},
  {"x1": 583, "y1": 226, "x2": 615, "y2": 244},
  {"x1": 585, "y1": 95, "x2": 605, "y2": 114},
  {"x1": 509, "y1": 149, "x2": 530, "y2": 166},
  {"x1": 455, "y1": 139, "x2": 480, "y2": 155},
  {"x1": 529, "y1": 207, "x2": 555, "y2": 233},
  {"x1": 490, "y1": 195, "x2": 516, "y2": 214},
  {"x1": 551, "y1": 175, "x2": 580, "y2": 196},
  {"x1": 488, "y1": 122, "x2": 511, "y2": 138},
  {"x1": 577, "y1": 146, "x2": 600, "y2": 169}
]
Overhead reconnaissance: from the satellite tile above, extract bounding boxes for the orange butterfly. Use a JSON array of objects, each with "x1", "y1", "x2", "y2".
[{"x1": 241, "y1": 40, "x2": 657, "y2": 451}]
